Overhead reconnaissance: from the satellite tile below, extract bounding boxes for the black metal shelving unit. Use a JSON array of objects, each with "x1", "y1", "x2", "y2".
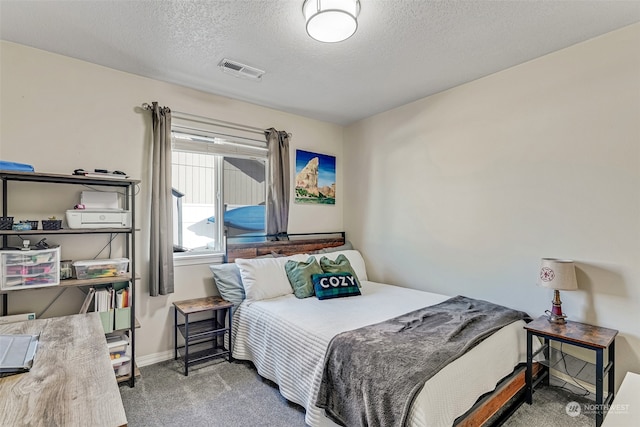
[{"x1": 0, "y1": 170, "x2": 140, "y2": 387}]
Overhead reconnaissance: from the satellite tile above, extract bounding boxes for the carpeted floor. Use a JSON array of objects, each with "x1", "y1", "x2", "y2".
[
  {"x1": 120, "y1": 359, "x2": 306, "y2": 427},
  {"x1": 502, "y1": 384, "x2": 592, "y2": 427},
  {"x1": 121, "y1": 359, "x2": 593, "y2": 426}
]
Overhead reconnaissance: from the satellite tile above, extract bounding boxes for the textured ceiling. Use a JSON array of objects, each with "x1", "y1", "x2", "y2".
[{"x1": 1, "y1": 0, "x2": 639, "y2": 125}]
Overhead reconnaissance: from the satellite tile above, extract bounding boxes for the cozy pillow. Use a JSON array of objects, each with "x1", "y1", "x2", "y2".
[
  {"x1": 209, "y1": 263, "x2": 244, "y2": 306},
  {"x1": 319, "y1": 254, "x2": 362, "y2": 287},
  {"x1": 285, "y1": 257, "x2": 323, "y2": 299},
  {"x1": 235, "y1": 254, "x2": 308, "y2": 303},
  {"x1": 312, "y1": 249, "x2": 368, "y2": 281},
  {"x1": 312, "y1": 272, "x2": 361, "y2": 300}
]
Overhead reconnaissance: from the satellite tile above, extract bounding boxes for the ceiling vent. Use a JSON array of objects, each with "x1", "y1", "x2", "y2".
[{"x1": 218, "y1": 59, "x2": 265, "y2": 81}]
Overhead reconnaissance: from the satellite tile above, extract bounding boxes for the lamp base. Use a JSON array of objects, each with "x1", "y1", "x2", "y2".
[
  {"x1": 546, "y1": 290, "x2": 567, "y2": 324},
  {"x1": 545, "y1": 310, "x2": 567, "y2": 324}
]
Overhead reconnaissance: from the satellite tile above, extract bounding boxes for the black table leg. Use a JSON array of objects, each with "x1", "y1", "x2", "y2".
[
  {"x1": 184, "y1": 313, "x2": 190, "y2": 376},
  {"x1": 173, "y1": 306, "x2": 178, "y2": 360},
  {"x1": 228, "y1": 307, "x2": 233, "y2": 362},
  {"x1": 608, "y1": 341, "x2": 615, "y2": 402},
  {"x1": 526, "y1": 330, "x2": 533, "y2": 404},
  {"x1": 596, "y1": 348, "x2": 604, "y2": 427}
]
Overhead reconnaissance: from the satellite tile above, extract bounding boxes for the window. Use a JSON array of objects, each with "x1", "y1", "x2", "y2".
[{"x1": 171, "y1": 118, "x2": 268, "y2": 260}]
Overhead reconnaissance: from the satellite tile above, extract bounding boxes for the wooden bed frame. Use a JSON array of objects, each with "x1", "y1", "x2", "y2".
[
  {"x1": 226, "y1": 232, "x2": 540, "y2": 427},
  {"x1": 455, "y1": 363, "x2": 542, "y2": 426},
  {"x1": 225, "y1": 232, "x2": 346, "y2": 263}
]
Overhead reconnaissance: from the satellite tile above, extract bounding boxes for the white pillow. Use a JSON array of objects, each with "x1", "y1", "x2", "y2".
[
  {"x1": 235, "y1": 254, "x2": 309, "y2": 303},
  {"x1": 311, "y1": 249, "x2": 368, "y2": 281}
]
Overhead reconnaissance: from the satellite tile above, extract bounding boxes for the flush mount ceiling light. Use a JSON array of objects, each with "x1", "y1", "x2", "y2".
[{"x1": 302, "y1": 0, "x2": 361, "y2": 43}]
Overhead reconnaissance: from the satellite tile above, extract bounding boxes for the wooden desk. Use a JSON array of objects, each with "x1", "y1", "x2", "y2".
[{"x1": 0, "y1": 313, "x2": 127, "y2": 427}]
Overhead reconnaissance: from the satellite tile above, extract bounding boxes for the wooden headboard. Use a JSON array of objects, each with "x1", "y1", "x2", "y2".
[{"x1": 225, "y1": 232, "x2": 346, "y2": 263}]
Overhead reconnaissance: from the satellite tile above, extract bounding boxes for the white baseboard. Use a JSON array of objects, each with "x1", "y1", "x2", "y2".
[{"x1": 136, "y1": 350, "x2": 174, "y2": 367}]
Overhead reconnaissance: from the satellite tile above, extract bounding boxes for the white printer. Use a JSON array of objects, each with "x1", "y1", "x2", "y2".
[
  {"x1": 65, "y1": 191, "x2": 131, "y2": 229},
  {"x1": 66, "y1": 209, "x2": 131, "y2": 229}
]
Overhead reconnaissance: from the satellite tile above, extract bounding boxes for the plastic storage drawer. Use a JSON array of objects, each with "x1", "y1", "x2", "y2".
[
  {"x1": 73, "y1": 258, "x2": 129, "y2": 280},
  {"x1": 1, "y1": 247, "x2": 61, "y2": 290}
]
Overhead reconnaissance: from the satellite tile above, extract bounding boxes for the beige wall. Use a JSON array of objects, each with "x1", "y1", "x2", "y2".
[
  {"x1": 0, "y1": 41, "x2": 343, "y2": 362},
  {"x1": 344, "y1": 23, "x2": 640, "y2": 387}
]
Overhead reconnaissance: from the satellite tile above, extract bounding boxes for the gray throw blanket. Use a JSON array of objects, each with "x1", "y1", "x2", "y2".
[{"x1": 316, "y1": 295, "x2": 531, "y2": 427}]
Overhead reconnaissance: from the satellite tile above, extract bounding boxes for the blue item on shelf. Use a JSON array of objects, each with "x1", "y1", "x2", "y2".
[
  {"x1": 0, "y1": 161, "x2": 35, "y2": 172},
  {"x1": 12, "y1": 223, "x2": 32, "y2": 231}
]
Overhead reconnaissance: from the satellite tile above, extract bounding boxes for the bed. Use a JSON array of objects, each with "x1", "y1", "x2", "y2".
[{"x1": 215, "y1": 237, "x2": 538, "y2": 426}]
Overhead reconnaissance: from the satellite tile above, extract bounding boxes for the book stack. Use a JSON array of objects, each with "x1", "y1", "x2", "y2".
[
  {"x1": 95, "y1": 288, "x2": 114, "y2": 312},
  {"x1": 115, "y1": 288, "x2": 129, "y2": 309}
]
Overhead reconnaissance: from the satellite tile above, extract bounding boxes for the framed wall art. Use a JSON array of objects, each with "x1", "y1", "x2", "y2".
[{"x1": 294, "y1": 149, "x2": 336, "y2": 205}]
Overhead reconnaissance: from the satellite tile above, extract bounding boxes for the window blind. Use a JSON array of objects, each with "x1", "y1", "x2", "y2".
[{"x1": 171, "y1": 116, "x2": 267, "y2": 160}]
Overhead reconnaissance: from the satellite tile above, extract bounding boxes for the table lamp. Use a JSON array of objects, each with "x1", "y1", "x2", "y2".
[{"x1": 537, "y1": 258, "x2": 578, "y2": 324}]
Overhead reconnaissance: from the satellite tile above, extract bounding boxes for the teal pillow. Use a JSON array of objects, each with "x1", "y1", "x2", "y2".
[
  {"x1": 312, "y1": 273, "x2": 361, "y2": 300},
  {"x1": 319, "y1": 254, "x2": 361, "y2": 287},
  {"x1": 285, "y1": 257, "x2": 324, "y2": 299}
]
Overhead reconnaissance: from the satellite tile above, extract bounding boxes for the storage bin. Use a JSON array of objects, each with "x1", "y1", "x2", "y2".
[
  {"x1": 41, "y1": 219, "x2": 62, "y2": 230},
  {"x1": 112, "y1": 355, "x2": 131, "y2": 377},
  {"x1": 106, "y1": 333, "x2": 129, "y2": 357},
  {"x1": 20, "y1": 220, "x2": 39, "y2": 230},
  {"x1": 114, "y1": 307, "x2": 131, "y2": 330},
  {"x1": 73, "y1": 258, "x2": 129, "y2": 280},
  {"x1": 99, "y1": 310, "x2": 115, "y2": 333},
  {"x1": 0, "y1": 217, "x2": 14, "y2": 230},
  {"x1": 0, "y1": 247, "x2": 60, "y2": 290}
]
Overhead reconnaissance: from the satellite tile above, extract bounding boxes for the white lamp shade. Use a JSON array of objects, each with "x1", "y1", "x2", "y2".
[
  {"x1": 537, "y1": 258, "x2": 578, "y2": 291},
  {"x1": 303, "y1": 0, "x2": 360, "y2": 43}
]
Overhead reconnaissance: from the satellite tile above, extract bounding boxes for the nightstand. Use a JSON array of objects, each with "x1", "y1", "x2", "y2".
[
  {"x1": 525, "y1": 315, "x2": 618, "y2": 427},
  {"x1": 173, "y1": 296, "x2": 233, "y2": 376}
]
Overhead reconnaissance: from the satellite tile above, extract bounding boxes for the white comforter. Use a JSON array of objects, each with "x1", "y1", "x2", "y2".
[{"x1": 232, "y1": 281, "x2": 530, "y2": 427}]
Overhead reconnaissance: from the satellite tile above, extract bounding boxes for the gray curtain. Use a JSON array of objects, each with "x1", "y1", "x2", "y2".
[
  {"x1": 264, "y1": 128, "x2": 290, "y2": 240},
  {"x1": 149, "y1": 102, "x2": 174, "y2": 296}
]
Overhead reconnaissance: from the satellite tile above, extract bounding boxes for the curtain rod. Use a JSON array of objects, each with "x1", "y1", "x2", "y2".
[{"x1": 141, "y1": 103, "x2": 272, "y2": 136}]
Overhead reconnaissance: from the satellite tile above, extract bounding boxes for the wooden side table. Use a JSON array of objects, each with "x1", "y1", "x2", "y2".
[
  {"x1": 525, "y1": 315, "x2": 618, "y2": 427},
  {"x1": 173, "y1": 296, "x2": 233, "y2": 376}
]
